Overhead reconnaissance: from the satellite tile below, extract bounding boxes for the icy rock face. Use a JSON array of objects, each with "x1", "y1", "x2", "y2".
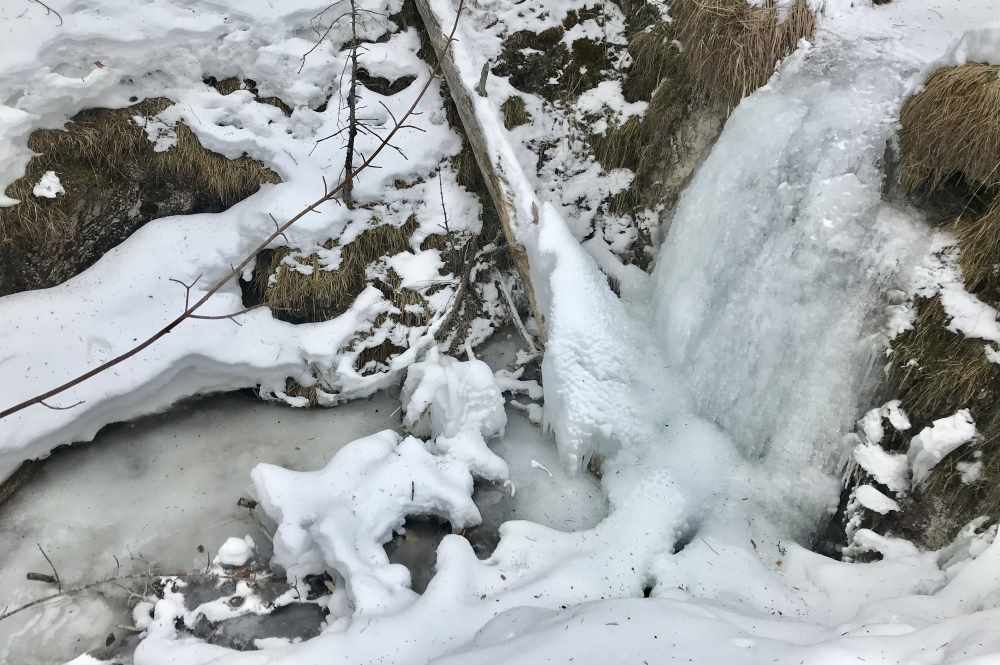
[{"x1": 652, "y1": 38, "x2": 928, "y2": 478}]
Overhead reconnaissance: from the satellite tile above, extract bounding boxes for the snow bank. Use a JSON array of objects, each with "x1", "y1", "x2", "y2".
[{"x1": 0, "y1": 0, "x2": 484, "y2": 479}]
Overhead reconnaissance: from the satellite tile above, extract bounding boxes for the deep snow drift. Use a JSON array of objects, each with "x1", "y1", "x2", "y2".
[{"x1": 5, "y1": 0, "x2": 1000, "y2": 665}]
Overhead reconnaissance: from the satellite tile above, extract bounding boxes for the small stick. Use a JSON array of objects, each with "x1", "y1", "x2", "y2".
[
  {"x1": 37, "y1": 544, "x2": 61, "y2": 593},
  {"x1": 28, "y1": 0, "x2": 63, "y2": 26}
]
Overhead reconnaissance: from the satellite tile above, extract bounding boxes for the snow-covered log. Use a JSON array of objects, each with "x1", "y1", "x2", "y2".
[{"x1": 414, "y1": 0, "x2": 544, "y2": 335}]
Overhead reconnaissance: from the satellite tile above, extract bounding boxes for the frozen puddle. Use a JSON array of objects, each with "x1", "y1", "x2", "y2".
[{"x1": 0, "y1": 380, "x2": 602, "y2": 664}]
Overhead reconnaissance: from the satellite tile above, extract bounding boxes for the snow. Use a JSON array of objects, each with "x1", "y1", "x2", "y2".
[
  {"x1": 854, "y1": 484, "x2": 901, "y2": 515},
  {"x1": 958, "y1": 458, "x2": 984, "y2": 484},
  {"x1": 32, "y1": 170, "x2": 64, "y2": 198},
  {"x1": 0, "y1": 0, "x2": 485, "y2": 481},
  {"x1": 5, "y1": 1, "x2": 1000, "y2": 665},
  {"x1": 854, "y1": 444, "x2": 910, "y2": 494},
  {"x1": 908, "y1": 409, "x2": 978, "y2": 486},
  {"x1": 216, "y1": 536, "x2": 255, "y2": 567}
]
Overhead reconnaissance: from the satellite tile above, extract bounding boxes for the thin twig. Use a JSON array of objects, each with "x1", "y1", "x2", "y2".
[
  {"x1": 37, "y1": 544, "x2": 61, "y2": 593},
  {"x1": 0, "y1": 0, "x2": 466, "y2": 421},
  {"x1": 39, "y1": 399, "x2": 85, "y2": 411},
  {"x1": 28, "y1": 0, "x2": 63, "y2": 26},
  {"x1": 1, "y1": 571, "x2": 200, "y2": 623},
  {"x1": 494, "y1": 271, "x2": 537, "y2": 354}
]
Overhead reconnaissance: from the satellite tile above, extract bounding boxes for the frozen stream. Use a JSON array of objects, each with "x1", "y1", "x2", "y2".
[{"x1": 0, "y1": 338, "x2": 603, "y2": 665}]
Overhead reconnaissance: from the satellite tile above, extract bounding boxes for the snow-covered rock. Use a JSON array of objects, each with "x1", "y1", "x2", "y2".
[{"x1": 908, "y1": 409, "x2": 978, "y2": 486}]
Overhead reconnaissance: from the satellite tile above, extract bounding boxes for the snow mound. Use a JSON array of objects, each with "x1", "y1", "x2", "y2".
[
  {"x1": 401, "y1": 348, "x2": 509, "y2": 482},
  {"x1": 32, "y1": 170, "x2": 64, "y2": 198},
  {"x1": 908, "y1": 409, "x2": 978, "y2": 486},
  {"x1": 252, "y1": 430, "x2": 482, "y2": 615}
]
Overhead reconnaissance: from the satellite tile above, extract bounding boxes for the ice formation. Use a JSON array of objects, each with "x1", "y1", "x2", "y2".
[{"x1": 3, "y1": 1, "x2": 1000, "y2": 665}]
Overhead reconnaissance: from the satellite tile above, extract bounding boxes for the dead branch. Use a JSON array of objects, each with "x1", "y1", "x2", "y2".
[
  {"x1": 36, "y1": 544, "x2": 61, "y2": 592},
  {"x1": 1, "y1": 570, "x2": 203, "y2": 624},
  {"x1": 494, "y1": 271, "x2": 538, "y2": 354},
  {"x1": 343, "y1": 0, "x2": 360, "y2": 209},
  {"x1": 39, "y1": 399, "x2": 85, "y2": 411},
  {"x1": 28, "y1": 0, "x2": 63, "y2": 26},
  {"x1": 0, "y1": 0, "x2": 467, "y2": 421}
]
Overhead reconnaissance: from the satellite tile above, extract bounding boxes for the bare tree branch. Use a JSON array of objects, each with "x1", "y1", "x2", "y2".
[
  {"x1": 28, "y1": 0, "x2": 63, "y2": 26},
  {"x1": 39, "y1": 399, "x2": 85, "y2": 411},
  {"x1": 0, "y1": 0, "x2": 467, "y2": 421},
  {"x1": 36, "y1": 544, "x2": 61, "y2": 593},
  {"x1": 1, "y1": 571, "x2": 203, "y2": 624},
  {"x1": 343, "y1": 0, "x2": 360, "y2": 209}
]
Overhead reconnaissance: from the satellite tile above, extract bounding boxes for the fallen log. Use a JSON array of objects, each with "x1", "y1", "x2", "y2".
[{"x1": 414, "y1": 0, "x2": 545, "y2": 339}]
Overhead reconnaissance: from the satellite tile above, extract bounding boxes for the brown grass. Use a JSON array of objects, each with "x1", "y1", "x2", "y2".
[
  {"x1": 1, "y1": 98, "x2": 276, "y2": 248},
  {"x1": 955, "y1": 198, "x2": 1000, "y2": 295},
  {"x1": 624, "y1": 22, "x2": 683, "y2": 102},
  {"x1": 889, "y1": 298, "x2": 1000, "y2": 424},
  {"x1": 254, "y1": 217, "x2": 424, "y2": 324},
  {"x1": 671, "y1": 0, "x2": 816, "y2": 108},
  {"x1": 0, "y1": 98, "x2": 278, "y2": 294},
  {"x1": 899, "y1": 64, "x2": 1000, "y2": 196},
  {"x1": 501, "y1": 95, "x2": 531, "y2": 130},
  {"x1": 876, "y1": 296, "x2": 1000, "y2": 547}
]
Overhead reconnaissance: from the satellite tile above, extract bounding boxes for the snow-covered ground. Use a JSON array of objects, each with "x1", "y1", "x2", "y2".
[
  {"x1": 5, "y1": 0, "x2": 1000, "y2": 664},
  {"x1": 0, "y1": 0, "x2": 487, "y2": 479}
]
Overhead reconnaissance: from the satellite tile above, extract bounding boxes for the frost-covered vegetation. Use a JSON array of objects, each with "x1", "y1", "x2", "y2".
[{"x1": 3, "y1": 0, "x2": 1000, "y2": 664}]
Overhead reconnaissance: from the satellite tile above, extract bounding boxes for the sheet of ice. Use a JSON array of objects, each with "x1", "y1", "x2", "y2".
[
  {"x1": 0, "y1": 391, "x2": 398, "y2": 665},
  {"x1": 908, "y1": 409, "x2": 978, "y2": 486}
]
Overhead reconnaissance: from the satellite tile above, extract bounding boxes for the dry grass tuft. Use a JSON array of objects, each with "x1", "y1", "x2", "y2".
[
  {"x1": 0, "y1": 98, "x2": 278, "y2": 294},
  {"x1": 671, "y1": 0, "x2": 816, "y2": 108},
  {"x1": 501, "y1": 95, "x2": 531, "y2": 130},
  {"x1": 899, "y1": 64, "x2": 1000, "y2": 196},
  {"x1": 624, "y1": 22, "x2": 682, "y2": 102},
  {"x1": 955, "y1": 198, "x2": 1000, "y2": 295},
  {"x1": 593, "y1": 117, "x2": 643, "y2": 173},
  {"x1": 253, "y1": 217, "x2": 423, "y2": 324},
  {"x1": 889, "y1": 298, "x2": 1000, "y2": 424}
]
